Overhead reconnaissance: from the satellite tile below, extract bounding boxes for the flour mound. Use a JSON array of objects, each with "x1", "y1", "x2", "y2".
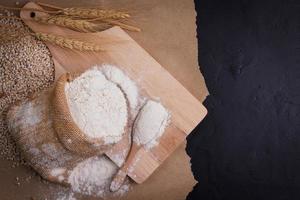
[
  {"x1": 65, "y1": 68, "x2": 128, "y2": 144},
  {"x1": 100, "y1": 64, "x2": 139, "y2": 115},
  {"x1": 68, "y1": 156, "x2": 117, "y2": 197}
]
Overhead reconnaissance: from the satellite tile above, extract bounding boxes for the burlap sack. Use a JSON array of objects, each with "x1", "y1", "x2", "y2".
[
  {"x1": 52, "y1": 73, "x2": 117, "y2": 156},
  {"x1": 7, "y1": 88, "x2": 84, "y2": 185}
]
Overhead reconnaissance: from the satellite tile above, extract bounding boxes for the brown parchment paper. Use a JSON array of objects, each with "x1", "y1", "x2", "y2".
[{"x1": 0, "y1": 0, "x2": 208, "y2": 199}]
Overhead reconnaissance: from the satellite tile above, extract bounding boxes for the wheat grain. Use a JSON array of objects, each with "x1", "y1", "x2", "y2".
[
  {"x1": 0, "y1": 23, "x2": 29, "y2": 43},
  {"x1": 34, "y1": 32, "x2": 103, "y2": 51},
  {"x1": 0, "y1": 4, "x2": 57, "y2": 14},
  {"x1": 0, "y1": 11, "x2": 54, "y2": 166},
  {"x1": 0, "y1": 15, "x2": 21, "y2": 21}
]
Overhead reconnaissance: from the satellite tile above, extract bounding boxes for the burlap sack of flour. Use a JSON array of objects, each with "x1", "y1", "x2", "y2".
[
  {"x1": 52, "y1": 73, "x2": 113, "y2": 156},
  {"x1": 7, "y1": 88, "x2": 84, "y2": 185}
]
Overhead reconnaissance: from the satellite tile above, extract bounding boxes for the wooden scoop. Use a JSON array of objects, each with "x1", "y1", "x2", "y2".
[
  {"x1": 110, "y1": 100, "x2": 169, "y2": 192},
  {"x1": 110, "y1": 142, "x2": 141, "y2": 192}
]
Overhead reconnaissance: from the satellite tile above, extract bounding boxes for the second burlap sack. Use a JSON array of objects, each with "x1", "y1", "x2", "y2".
[{"x1": 7, "y1": 88, "x2": 83, "y2": 184}]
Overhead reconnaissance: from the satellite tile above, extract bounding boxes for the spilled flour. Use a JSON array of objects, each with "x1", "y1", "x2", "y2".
[
  {"x1": 56, "y1": 192, "x2": 76, "y2": 200},
  {"x1": 63, "y1": 65, "x2": 140, "y2": 197},
  {"x1": 6, "y1": 63, "x2": 172, "y2": 199},
  {"x1": 68, "y1": 156, "x2": 129, "y2": 197},
  {"x1": 65, "y1": 67, "x2": 128, "y2": 144},
  {"x1": 63, "y1": 67, "x2": 170, "y2": 197},
  {"x1": 133, "y1": 100, "x2": 170, "y2": 149}
]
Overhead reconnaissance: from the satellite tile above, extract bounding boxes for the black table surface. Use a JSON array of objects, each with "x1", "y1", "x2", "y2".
[{"x1": 187, "y1": 0, "x2": 300, "y2": 199}]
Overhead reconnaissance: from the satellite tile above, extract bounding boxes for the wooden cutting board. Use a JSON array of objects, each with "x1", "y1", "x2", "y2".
[{"x1": 20, "y1": 2, "x2": 207, "y2": 184}]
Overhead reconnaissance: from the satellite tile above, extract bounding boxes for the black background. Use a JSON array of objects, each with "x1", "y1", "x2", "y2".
[{"x1": 187, "y1": 0, "x2": 300, "y2": 199}]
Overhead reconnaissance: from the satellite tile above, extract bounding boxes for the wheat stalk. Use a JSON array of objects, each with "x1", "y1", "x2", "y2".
[
  {"x1": 0, "y1": 21, "x2": 103, "y2": 51},
  {"x1": 1, "y1": 3, "x2": 140, "y2": 32},
  {"x1": 0, "y1": 4, "x2": 131, "y2": 19},
  {"x1": 34, "y1": 32, "x2": 103, "y2": 51},
  {"x1": 34, "y1": 16, "x2": 140, "y2": 32},
  {"x1": 0, "y1": 15, "x2": 108, "y2": 33},
  {"x1": 33, "y1": 16, "x2": 110, "y2": 32},
  {"x1": 36, "y1": 2, "x2": 131, "y2": 20},
  {"x1": 59, "y1": 8, "x2": 130, "y2": 20}
]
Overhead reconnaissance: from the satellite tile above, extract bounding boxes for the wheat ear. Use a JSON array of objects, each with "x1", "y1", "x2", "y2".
[
  {"x1": 34, "y1": 32, "x2": 103, "y2": 51},
  {"x1": 60, "y1": 8, "x2": 130, "y2": 19},
  {"x1": 34, "y1": 16, "x2": 110, "y2": 32},
  {"x1": 0, "y1": 15, "x2": 108, "y2": 33}
]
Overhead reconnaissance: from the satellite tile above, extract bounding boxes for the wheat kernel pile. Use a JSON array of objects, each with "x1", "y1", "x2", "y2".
[
  {"x1": 0, "y1": 11, "x2": 55, "y2": 111},
  {"x1": 0, "y1": 11, "x2": 55, "y2": 164}
]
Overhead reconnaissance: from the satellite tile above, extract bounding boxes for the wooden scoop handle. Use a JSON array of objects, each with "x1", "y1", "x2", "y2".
[
  {"x1": 110, "y1": 168, "x2": 127, "y2": 192},
  {"x1": 110, "y1": 143, "x2": 140, "y2": 192}
]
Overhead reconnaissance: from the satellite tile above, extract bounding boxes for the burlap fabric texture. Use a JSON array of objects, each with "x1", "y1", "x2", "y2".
[
  {"x1": 52, "y1": 73, "x2": 123, "y2": 156},
  {"x1": 6, "y1": 71, "x2": 131, "y2": 184},
  {"x1": 7, "y1": 88, "x2": 83, "y2": 185}
]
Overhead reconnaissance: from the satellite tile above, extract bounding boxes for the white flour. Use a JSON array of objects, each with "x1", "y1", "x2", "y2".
[
  {"x1": 14, "y1": 101, "x2": 42, "y2": 127},
  {"x1": 9, "y1": 64, "x2": 172, "y2": 198},
  {"x1": 55, "y1": 191, "x2": 76, "y2": 200},
  {"x1": 133, "y1": 100, "x2": 170, "y2": 149},
  {"x1": 50, "y1": 168, "x2": 66, "y2": 177},
  {"x1": 100, "y1": 64, "x2": 139, "y2": 115},
  {"x1": 108, "y1": 149, "x2": 128, "y2": 167},
  {"x1": 68, "y1": 156, "x2": 117, "y2": 197},
  {"x1": 65, "y1": 67, "x2": 128, "y2": 144}
]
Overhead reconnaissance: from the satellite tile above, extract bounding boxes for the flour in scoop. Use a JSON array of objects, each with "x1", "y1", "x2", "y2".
[
  {"x1": 65, "y1": 67, "x2": 128, "y2": 144},
  {"x1": 133, "y1": 100, "x2": 170, "y2": 149}
]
